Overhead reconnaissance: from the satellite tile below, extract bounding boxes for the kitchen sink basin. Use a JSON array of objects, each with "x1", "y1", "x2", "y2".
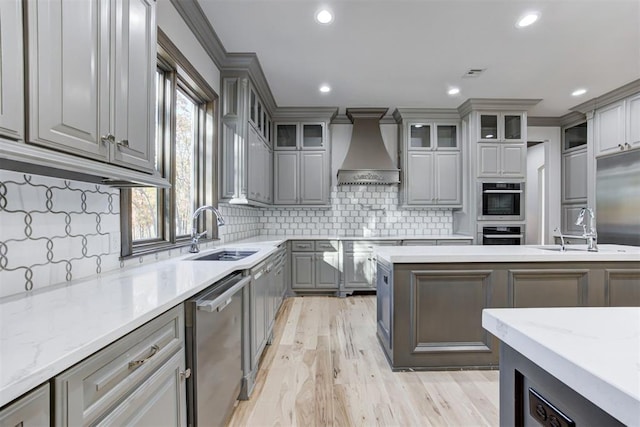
[
  {"x1": 189, "y1": 249, "x2": 257, "y2": 261},
  {"x1": 537, "y1": 247, "x2": 584, "y2": 252}
]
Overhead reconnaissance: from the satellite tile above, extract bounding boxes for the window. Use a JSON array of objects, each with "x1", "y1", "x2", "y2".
[{"x1": 121, "y1": 30, "x2": 218, "y2": 257}]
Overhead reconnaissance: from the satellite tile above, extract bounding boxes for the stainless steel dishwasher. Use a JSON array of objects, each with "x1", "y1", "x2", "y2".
[{"x1": 185, "y1": 272, "x2": 250, "y2": 427}]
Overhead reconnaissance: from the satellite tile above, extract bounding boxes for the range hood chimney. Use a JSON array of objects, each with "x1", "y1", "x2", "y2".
[{"x1": 337, "y1": 108, "x2": 400, "y2": 185}]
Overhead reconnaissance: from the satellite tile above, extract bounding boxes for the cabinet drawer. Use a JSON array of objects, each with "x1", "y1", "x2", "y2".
[
  {"x1": 55, "y1": 305, "x2": 184, "y2": 426},
  {"x1": 402, "y1": 239, "x2": 437, "y2": 246},
  {"x1": 437, "y1": 239, "x2": 472, "y2": 246},
  {"x1": 314, "y1": 240, "x2": 338, "y2": 252},
  {"x1": 0, "y1": 384, "x2": 49, "y2": 427},
  {"x1": 344, "y1": 240, "x2": 400, "y2": 252},
  {"x1": 290, "y1": 241, "x2": 314, "y2": 251}
]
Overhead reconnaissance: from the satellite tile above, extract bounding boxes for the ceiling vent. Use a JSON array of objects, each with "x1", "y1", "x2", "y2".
[{"x1": 462, "y1": 68, "x2": 486, "y2": 78}]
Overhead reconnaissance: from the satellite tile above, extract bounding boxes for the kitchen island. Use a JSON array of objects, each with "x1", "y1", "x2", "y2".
[
  {"x1": 483, "y1": 307, "x2": 639, "y2": 426},
  {"x1": 374, "y1": 244, "x2": 640, "y2": 370}
]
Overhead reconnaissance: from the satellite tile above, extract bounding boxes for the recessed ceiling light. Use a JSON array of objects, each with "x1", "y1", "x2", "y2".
[
  {"x1": 572, "y1": 88, "x2": 587, "y2": 96},
  {"x1": 448, "y1": 87, "x2": 460, "y2": 95},
  {"x1": 319, "y1": 84, "x2": 331, "y2": 93},
  {"x1": 414, "y1": 124, "x2": 424, "y2": 128},
  {"x1": 516, "y1": 12, "x2": 540, "y2": 28},
  {"x1": 315, "y1": 9, "x2": 333, "y2": 24}
]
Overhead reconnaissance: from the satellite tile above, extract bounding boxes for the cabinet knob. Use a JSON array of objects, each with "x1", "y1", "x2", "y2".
[
  {"x1": 180, "y1": 368, "x2": 192, "y2": 380},
  {"x1": 618, "y1": 143, "x2": 625, "y2": 150},
  {"x1": 117, "y1": 139, "x2": 129, "y2": 148},
  {"x1": 625, "y1": 142, "x2": 632, "y2": 149}
]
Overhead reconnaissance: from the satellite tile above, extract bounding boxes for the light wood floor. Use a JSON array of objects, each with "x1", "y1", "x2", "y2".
[{"x1": 229, "y1": 296, "x2": 499, "y2": 427}]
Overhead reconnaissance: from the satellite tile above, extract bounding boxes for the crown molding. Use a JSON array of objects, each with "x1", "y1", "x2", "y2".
[
  {"x1": 570, "y1": 78, "x2": 640, "y2": 114},
  {"x1": 457, "y1": 98, "x2": 542, "y2": 117},
  {"x1": 559, "y1": 111, "x2": 586, "y2": 127},
  {"x1": 272, "y1": 107, "x2": 339, "y2": 122},
  {"x1": 392, "y1": 108, "x2": 460, "y2": 123},
  {"x1": 527, "y1": 116, "x2": 561, "y2": 127}
]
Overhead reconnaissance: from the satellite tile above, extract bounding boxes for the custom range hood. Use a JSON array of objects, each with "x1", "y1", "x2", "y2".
[{"x1": 337, "y1": 108, "x2": 400, "y2": 185}]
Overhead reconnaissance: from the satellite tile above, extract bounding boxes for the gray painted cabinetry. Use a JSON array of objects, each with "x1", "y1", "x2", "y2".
[
  {"x1": 378, "y1": 260, "x2": 640, "y2": 370},
  {"x1": 560, "y1": 120, "x2": 588, "y2": 234},
  {"x1": 290, "y1": 240, "x2": 339, "y2": 290},
  {"x1": 341, "y1": 240, "x2": 400, "y2": 296},
  {"x1": 248, "y1": 125, "x2": 273, "y2": 204},
  {"x1": 272, "y1": 112, "x2": 336, "y2": 206},
  {"x1": 0, "y1": 384, "x2": 49, "y2": 427},
  {"x1": 26, "y1": 0, "x2": 157, "y2": 173},
  {"x1": 54, "y1": 305, "x2": 187, "y2": 426},
  {"x1": 477, "y1": 142, "x2": 526, "y2": 178},
  {"x1": 594, "y1": 93, "x2": 640, "y2": 156},
  {"x1": 394, "y1": 109, "x2": 462, "y2": 207},
  {"x1": 0, "y1": 0, "x2": 23, "y2": 141}
]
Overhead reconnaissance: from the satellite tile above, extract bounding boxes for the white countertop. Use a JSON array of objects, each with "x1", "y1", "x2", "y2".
[
  {"x1": 0, "y1": 233, "x2": 472, "y2": 407},
  {"x1": 242, "y1": 234, "x2": 473, "y2": 241},
  {"x1": 482, "y1": 307, "x2": 640, "y2": 425},
  {"x1": 375, "y1": 244, "x2": 640, "y2": 263}
]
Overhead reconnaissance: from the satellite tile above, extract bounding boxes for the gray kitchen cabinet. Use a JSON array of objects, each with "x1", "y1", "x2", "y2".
[
  {"x1": 376, "y1": 261, "x2": 392, "y2": 355},
  {"x1": 394, "y1": 111, "x2": 462, "y2": 207},
  {"x1": 274, "y1": 150, "x2": 327, "y2": 205},
  {"x1": 341, "y1": 240, "x2": 400, "y2": 296},
  {"x1": 272, "y1": 112, "x2": 335, "y2": 206},
  {"x1": 477, "y1": 112, "x2": 525, "y2": 142},
  {"x1": 55, "y1": 305, "x2": 186, "y2": 426},
  {"x1": 562, "y1": 148, "x2": 587, "y2": 204},
  {"x1": 0, "y1": 384, "x2": 49, "y2": 427},
  {"x1": 26, "y1": 0, "x2": 156, "y2": 173},
  {"x1": 562, "y1": 203, "x2": 588, "y2": 236},
  {"x1": 248, "y1": 125, "x2": 272, "y2": 204},
  {"x1": 250, "y1": 263, "x2": 269, "y2": 367},
  {"x1": 291, "y1": 240, "x2": 339, "y2": 291},
  {"x1": 477, "y1": 142, "x2": 526, "y2": 178},
  {"x1": 594, "y1": 93, "x2": 640, "y2": 156},
  {"x1": 0, "y1": 0, "x2": 23, "y2": 141}
]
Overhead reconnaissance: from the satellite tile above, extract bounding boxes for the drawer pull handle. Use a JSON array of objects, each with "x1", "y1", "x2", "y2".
[
  {"x1": 128, "y1": 344, "x2": 160, "y2": 368},
  {"x1": 383, "y1": 275, "x2": 388, "y2": 284},
  {"x1": 180, "y1": 369, "x2": 192, "y2": 380},
  {"x1": 117, "y1": 139, "x2": 129, "y2": 148}
]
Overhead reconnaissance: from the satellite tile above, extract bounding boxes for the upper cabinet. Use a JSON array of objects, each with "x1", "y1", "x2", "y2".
[
  {"x1": 249, "y1": 87, "x2": 272, "y2": 145},
  {"x1": 477, "y1": 112, "x2": 525, "y2": 143},
  {"x1": 0, "y1": 0, "x2": 24, "y2": 141},
  {"x1": 594, "y1": 93, "x2": 640, "y2": 157},
  {"x1": 272, "y1": 110, "x2": 336, "y2": 206},
  {"x1": 394, "y1": 109, "x2": 462, "y2": 207},
  {"x1": 26, "y1": 0, "x2": 157, "y2": 173},
  {"x1": 563, "y1": 121, "x2": 587, "y2": 152}
]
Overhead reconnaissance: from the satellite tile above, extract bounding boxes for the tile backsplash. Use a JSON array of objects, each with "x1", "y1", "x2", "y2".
[
  {"x1": 0, "y1": 170, "x2": 121, "y2": 298},
  {"x1": 1, "y1": 172, "x2": 449, "y2": 298},
  {"x1": 261, "y1": 185, "x2": 452, "y2": 237}
]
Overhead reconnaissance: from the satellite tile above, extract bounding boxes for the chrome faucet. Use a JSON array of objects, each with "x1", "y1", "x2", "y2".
[
  {"x1": 189, "y1": 205, "x2": 225, "y2": 253},
  {"x1": 575, "y1": 207, "x2": 598, "y2": 252}
]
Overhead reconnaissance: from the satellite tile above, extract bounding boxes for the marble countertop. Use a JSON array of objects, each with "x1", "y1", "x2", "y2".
[
  {"x1": 0, "y1": 232, "x2": 472, "y2": 407},
  {"x1": 239, "y1": 234, "x2": 473, "y2": 242},
  {"x1": 482, "y1": 307, "x2": 640, "y2": 425},
  {"x1": 375, "y1": 244, "x2": 640, "y2": 263}
]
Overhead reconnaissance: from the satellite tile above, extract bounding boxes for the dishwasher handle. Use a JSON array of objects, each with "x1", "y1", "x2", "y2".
[{"x1": 196, "y1": 276, "x2": 251, "y2": 313}]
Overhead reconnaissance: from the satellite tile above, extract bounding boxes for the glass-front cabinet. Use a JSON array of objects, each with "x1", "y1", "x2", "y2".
[
  {"x1": 563, "y1": 121, "x2": 587, "y2": 151},
  {"x1": 275, "y1": 123, "x2": 325, "y2": 149},
  {"x1": 478, "y1": 112, "x2": 525, "y2": 142},
  {"x1": 410, "y1": 124, "x2": 431, "y2": 148},
  {"x1": 408, "y1": 123, "x2": 457, "y2": 150}
]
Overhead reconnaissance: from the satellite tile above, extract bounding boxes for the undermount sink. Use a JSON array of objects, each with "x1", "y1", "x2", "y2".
[
  {"x1": 188, "y1": 249, "x2": 257, "y2": 261},
  {"x1": 537, "y1": 247, "x2": 585, "y2": 252}
]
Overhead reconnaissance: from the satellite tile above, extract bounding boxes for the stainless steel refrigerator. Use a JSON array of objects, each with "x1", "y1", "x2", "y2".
[{"x1": 596, "y1": 149, "x2": 640, "y2": 246}]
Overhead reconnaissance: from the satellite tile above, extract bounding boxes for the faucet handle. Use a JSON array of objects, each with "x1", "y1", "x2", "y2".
[{"x1": 196, "y1": 230, "x2": 207, "y2": 239}]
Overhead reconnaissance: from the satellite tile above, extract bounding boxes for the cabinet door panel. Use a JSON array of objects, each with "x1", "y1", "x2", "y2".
[
  {"x1": 510, "y1": 270, "x2": 588, "y2": 308},
  {"x1": 251, "y1": 273, "x2": 267, "y2": 363},
  {"x1": 595, "y1": 101, "x2": 625, "y2": 156},
  {"x1": 477, "y1": 144, "x2": 500, "y2": 177},
  {"x1": 435, "y1": 152, "x2": 461, "y2": 205},
  {"x1": 562, "y1": 149, "x2": 587, "y2": 203},
  {"x1": 27, "y1": 0, "x2": 109, "y2": 160},
  {"x1": 291, "y1": 253, "x2": 314, "y2": 288},
  {"x1": 501, "y1": 144, "x2": 525, "y2": 177},
  {"x1": 315, "y1": 253, "x2": 339, "y2": 289},
  {"x1": 247, "y1": 127, "x2": 261, "y2": 200},
  {"x1": 274, "y1": 151, "x2": 298, "y2": 204},
  {"x1": 407, "y1": 152, "x2": 434, "y2": 204},
  {"x1": 627, "y1": 93, "x2": 640, "y2": 146},
  {"x1": 0, "y1": 384, "x2": 49, "y2": 427},
  {"x1": 300, "y1": 151, "x2": 326, "y2": 204},
  {"x1": 111, "y1": 0, "x2": 156, "y2": 172},
  {"x1": 0, "y1": 0, "x2": 24, "y2": 140},
  {"x1": 344, "y1": 252, "x2": 373, "y2": 288}
]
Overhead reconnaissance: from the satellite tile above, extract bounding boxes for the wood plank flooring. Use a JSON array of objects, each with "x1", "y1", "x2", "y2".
[{"x1": 229, "y1": 296, "x2": 499, "y2": 427}]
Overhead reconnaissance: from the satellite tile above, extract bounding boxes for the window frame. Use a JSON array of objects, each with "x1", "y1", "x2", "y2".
[{"x1": 120, "y1": 29, "x2": 219, "y2": 258}]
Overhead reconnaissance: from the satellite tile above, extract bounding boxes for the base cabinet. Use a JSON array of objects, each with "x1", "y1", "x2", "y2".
[
  {"x1": 0, "y1": 384, "x2": 49, "y2": 427},
  {"x1": 54, "y1": 305, "x2": 186, "y2": 426},
  {"x1": 378, "y1": 261, "x2": 640, "y2": 370},
  {"x1": 290, "y1": 241, "x2": 339, "y2": 291}
]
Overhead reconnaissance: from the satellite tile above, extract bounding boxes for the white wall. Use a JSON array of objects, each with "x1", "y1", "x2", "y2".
[
  {"x1": 527, "y1": 126, "x2": 562, "y2": 244},
  {"x1": 156, "y1": 0, "x2": 221, "y2": 94},
  {"x1": 526, "y1": 143, "x2": 545, "y2": 244}
]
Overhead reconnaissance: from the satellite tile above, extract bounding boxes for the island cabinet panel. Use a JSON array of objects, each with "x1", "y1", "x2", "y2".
[
  {"x1": 379, "y1": 261, "x2": 640, "y2": 370},
  {"x1": 606, "y1": 269, "x2": 640, "y2": 306},
  {"x1": 0, "y1": 384, "x2": 49, "y2": 427},
  {"x1": 508, "y1": 269, "x2": 589, "y2": 308},
  {"x1": 499, "y1": 344, "x2": 624, "y2": 427}
]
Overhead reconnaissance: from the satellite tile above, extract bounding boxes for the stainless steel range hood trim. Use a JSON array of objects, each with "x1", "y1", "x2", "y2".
[
  {"x1": 337, "y1": 108, "x2": 400, "y2": 186},
  {"x1": 337, "y1": 169, "x2": 400, "y2": 185}
]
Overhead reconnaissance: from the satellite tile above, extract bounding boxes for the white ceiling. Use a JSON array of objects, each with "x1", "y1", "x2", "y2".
[{"x1": 198, "y1": 0, "x2": 640, "y2": 117}]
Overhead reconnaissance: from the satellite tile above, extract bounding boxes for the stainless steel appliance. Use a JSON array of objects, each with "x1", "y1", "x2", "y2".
[
  {"x1": 596, "y1": 149, "x2": 640, "y2": 246},
  {"x1": 185, "y1": 272, "x2": 250, "y2": 427},
  {"x1": 478, "y1": 182, "x2": 525, "y2": 221},
  {"x1": 478, "y1": 225, "x2": 525, "y2": 245}
]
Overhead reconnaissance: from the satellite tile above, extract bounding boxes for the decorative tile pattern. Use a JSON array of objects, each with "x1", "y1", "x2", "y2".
[
  {"x1": 0, "y1": 170, "x2": 120, "y2": 298},
  {"x1": 261, "y1": 185, "x2": 452, "y2": 237},
  {"x1": 218, "y1": 204, "x2": 262, "y2": 243}
]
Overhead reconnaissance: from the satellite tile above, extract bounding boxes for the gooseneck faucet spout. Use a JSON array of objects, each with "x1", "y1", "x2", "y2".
[
  {"x1": 575, "y1": 207, "x2": 598, "y2": 252},
  {"x1": 189, "y1": 205, "x2": 225, "y2": 253}
]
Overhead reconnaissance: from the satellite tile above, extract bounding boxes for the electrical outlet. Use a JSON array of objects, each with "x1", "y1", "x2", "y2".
[{"x1": 109, "y1": 232, "x2": 121, "y2": 254}]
